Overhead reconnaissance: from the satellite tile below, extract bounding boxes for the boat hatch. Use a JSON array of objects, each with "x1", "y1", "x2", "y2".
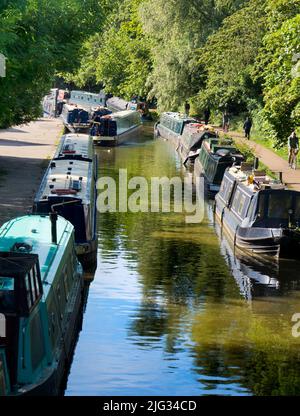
[{"x1": 0, "y1": 253, "x2": 43, "y2": 317}]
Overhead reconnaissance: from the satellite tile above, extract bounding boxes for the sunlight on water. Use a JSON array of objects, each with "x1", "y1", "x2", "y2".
[{"x1": 66, "y1": 132, "x2": 300, "y2": 396}]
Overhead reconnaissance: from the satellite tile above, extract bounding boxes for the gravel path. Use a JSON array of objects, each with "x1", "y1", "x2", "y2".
[{"x1": 0, "y1": 118, "x2": 62, "y2": 225}]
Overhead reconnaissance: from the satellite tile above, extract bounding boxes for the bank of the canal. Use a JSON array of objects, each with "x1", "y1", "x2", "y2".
[
  {"x1": 0, "y1": 118, "x2": 61, "y2": 224},
  {"x1": 217, "y1": 128, "x2": 300, "y2": 191},
  {"x1": 66, "y1": 132, "x2": 300, "y2": 396}
]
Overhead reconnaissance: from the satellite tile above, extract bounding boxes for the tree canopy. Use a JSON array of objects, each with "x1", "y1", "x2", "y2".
[{"x1": 1, "y1": 0, "x2": 299, "y2": 145}]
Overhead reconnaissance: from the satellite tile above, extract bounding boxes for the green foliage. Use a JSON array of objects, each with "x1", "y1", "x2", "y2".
[
  {"x1": 71, "y1": 0, "x2": 152, "y2": 100},
  {"x1": 0, "y1": 0, "x2": 112, "y2": 128},
  {"x1": 140, "y1": 0, "x2": 247, "y2": 110},
  {"x1": 194, "y1": 0, "x2": 267, "y2": 115},
  {"x1": 255, "y1": 0, "x2": 300, "y2": 145}
]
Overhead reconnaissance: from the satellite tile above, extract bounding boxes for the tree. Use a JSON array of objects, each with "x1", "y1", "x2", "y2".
[
  {"x1": 0, "y1": 0, "x2": 112, "y2": 128},
  {"x1": 254, "y1": 0, "x2": 300, "y2": 145},
  {"x1": 140, "y1": 0, "x2": 247, "y2": 111},
  {"x1": 71, "y1": 0, "x2": 152, "y2": 100},
  {"x1": 195, "y1": 0, "x2": 267, "y2": 115}
]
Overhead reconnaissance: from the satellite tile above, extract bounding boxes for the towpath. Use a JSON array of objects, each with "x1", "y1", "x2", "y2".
[
  {"x1": 0, "y1": 118, "x2": 62, "y2": 225},
  {"x1": 217, "y1": 128, "x2": 300, "y2": 191}
]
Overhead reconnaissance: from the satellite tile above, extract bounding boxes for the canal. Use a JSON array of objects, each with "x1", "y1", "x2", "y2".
[{"x1": 66, "y1": 130, "x2": 300, "y2": 396}]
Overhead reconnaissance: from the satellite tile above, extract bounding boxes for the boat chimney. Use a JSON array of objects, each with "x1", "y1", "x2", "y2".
[
  {"x1": 50, "y1": 212, "x2": 58, "y2": 245},
  {"x1": 254, "y1": 157, "x2": 259, "y2": 170}
]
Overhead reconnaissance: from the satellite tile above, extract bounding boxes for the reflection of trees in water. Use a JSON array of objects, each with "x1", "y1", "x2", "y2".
[
  {"x1": 191, "y1": 300, "x2": 300, "y2": 395},
  {"x1": 97, "y1": 142, "x2": 300, "y2": 395}
]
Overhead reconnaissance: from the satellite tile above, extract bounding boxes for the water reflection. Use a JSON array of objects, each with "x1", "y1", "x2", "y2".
[{"x1": 66, "y1": 134, "x2": 300, "y2": 396}]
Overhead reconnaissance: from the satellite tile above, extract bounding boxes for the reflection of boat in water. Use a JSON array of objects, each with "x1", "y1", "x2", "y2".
[{"x1": 211, "y1": 203, "x2": 300, "y2": 300}]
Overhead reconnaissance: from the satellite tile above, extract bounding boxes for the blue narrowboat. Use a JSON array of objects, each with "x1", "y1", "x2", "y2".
[
  {"x1": 33, "y1": 136, "x2": 97, "y2": 271},
  {"x1": 61, "y1": 104, "x2": 90, "y2": 133},
  {"x1": 91, "y1": 110, "x2": 142, "y2": 146},
  {"x1": 0, "y1": 215, "x2": 83, "y2": 396},
  {"x1": 215, "y1": 165, "x2": 300, "y2": 258}
]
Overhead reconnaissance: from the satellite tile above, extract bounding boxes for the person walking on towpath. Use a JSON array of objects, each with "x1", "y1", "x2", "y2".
[
  {"x1": 204, "y1": 108, "x2": 211, "y2": 125},
  {"x1": 222, "y1": 111, "x2": 230, "y2": 132},
  {"x1": 185, "y1": 101, "x2": 191, "y2": 116},
  {"x1": 288, "y1": 130, "x2": 299, "y2": 169},
  {"x1": 243, "y1": 117, "x2": 252, "y2": 140}
]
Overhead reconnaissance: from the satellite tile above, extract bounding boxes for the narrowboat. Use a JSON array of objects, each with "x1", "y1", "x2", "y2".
[
  {"x1": 0, "y1": 214, "x2": 83, "y2": 396},
  {"x1": 70, "y1": 90, "x2": 106, "y2": 109},
  {"x1": 194, "y1": 138, "x2": 244, "y2": 196},
  {"x1": 91, "y1": 110, "x2": 142, "y2": 146},
  {"x1": 177, "y1": 124, "x2": 218, "y2": 165},
  {"x1": 33, "y1": 157, "x2": 97, "y2": 271},
  {"x1": 155, "y1": 112, "x2": 197, "y2": 145},
  {"x1": 215, "y1": 164, "x2": 300, "y2": 258},
  {"x1": 61, "y1": 104, "x2": 90, "y2": 133}
]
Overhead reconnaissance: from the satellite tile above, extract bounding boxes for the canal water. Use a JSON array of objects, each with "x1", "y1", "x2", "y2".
[{"x1": 66, "y1": 131, "x2": 300, "y2": 396}]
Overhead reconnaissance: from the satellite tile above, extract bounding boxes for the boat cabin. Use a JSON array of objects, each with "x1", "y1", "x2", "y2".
[
  {"x1": 178, "y1": 124, "x2": 218, "y2": 164},
  {"x1": 195, "y1": 138, "x2": 244, "y2": 194},
  {"x1": 61, "y1": 104, "x2": 90, "y2": 131},
  {"x1": 0, "y1": 253, "x2": 42, "y2": 318},
  {"x1": 159, "y1": 112, "x2": 196, "y2": 136},
  {"x1": 218, "y1": 166, "x2": 300, "y2": 228},
  {"x1": 70, "y1": 90, "x2": 106, "y2": 108},
  {"x1": 91, "y1": 110, "x2": 142, "y2": 145}
]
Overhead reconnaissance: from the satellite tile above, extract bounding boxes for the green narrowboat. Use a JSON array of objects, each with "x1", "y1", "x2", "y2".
[{"x1": 0, "y1": 214, "x2": 83, "y2": 396}]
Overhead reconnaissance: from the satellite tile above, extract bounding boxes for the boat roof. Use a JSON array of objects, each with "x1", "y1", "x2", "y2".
[
  {"x1": 202, "y1": 138, "x2": 242, "y2": 159},
  {"x1": 226, "y1": 165, "x2": 286, "y2": 193},
  {"x1": 35, "y1": 159, "x2": 92, "y2": 204},
  {"x1": 63, "y1": 103, "x2": 88, "y2": 112},
  {"x1": 54, "y1": 133, "x2": 94, "y2": 161},
  {"x1": 182, "y1": 124, "x2": 217, "y2": 150},
  {"x1": 0, "y1": 215, "x2": 74, "y2": 284},
  {"x1": 161, "y1": 112, "x2": 196, "y2": 123},
  {"x1": 111, "y1": 110, "x2": 140, "y2": 119},
  {"x1": 106, "y1": 96, "x2": 128, "y2": 111}
]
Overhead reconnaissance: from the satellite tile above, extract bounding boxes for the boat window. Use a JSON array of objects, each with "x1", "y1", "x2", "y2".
[
  {"x1": 0, "y1": 277, "x2": 15, "y2": 313},
  {"x1": 237, "y1": 193, "x2": 247, "y2": 217},
  {"x1": 24, "y1": 274, "x2": 33, "y2": 309},
  {"x1": 268, "y1": 193, "x2": 293, "y2": 219},
  {"x1": 231, "y1": 189, "x2": 242, "y2": 215},
  {"x1": 257, "y1": 194, "x2": 265, "y2": 218}
]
